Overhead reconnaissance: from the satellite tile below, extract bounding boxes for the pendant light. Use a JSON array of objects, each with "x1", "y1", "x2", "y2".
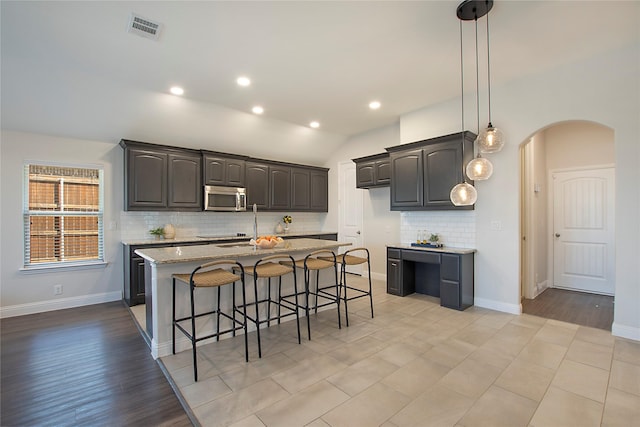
[
  {"x1": 474, "y1": 1, "x2": 504, "y2": 153},
  {"x1": 465, "y1": 10, "x2": 493, "y2": 181},
  {"x1": 450, "y1": 17, "x2": 477, "y2": 206}
]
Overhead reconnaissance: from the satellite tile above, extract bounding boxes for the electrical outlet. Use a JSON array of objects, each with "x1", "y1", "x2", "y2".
[{"x1": 54, "y1": 284, "x2": 63, "y2": 295}]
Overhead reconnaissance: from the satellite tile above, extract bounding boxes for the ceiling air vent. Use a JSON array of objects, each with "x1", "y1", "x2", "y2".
[{"x1": 128, "y1": 13, "x2": 162, "y2": 40}]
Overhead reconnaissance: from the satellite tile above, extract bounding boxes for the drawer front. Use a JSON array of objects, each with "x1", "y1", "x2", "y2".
[
  {"x1": 402, "y1": 250, "x2": 440, "y2": 264},
  {"x1": 440, "y1": 279, "x2": 461, "y2": 309},
  {"x1": 441, "y1": 253, "x2": 460, "y2": 281},
  {"x1": 387, "y1": 248, "x2": 402, "y2": 259}
]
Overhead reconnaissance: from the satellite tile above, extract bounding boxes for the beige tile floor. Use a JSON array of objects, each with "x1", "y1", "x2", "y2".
[{"x1": 160, "y1": 277, "x2": 640, "y2": 427}]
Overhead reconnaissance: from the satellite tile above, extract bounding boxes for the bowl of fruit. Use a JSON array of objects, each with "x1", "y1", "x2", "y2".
[{"x1": 250, "y1": 235, "x2": 284, "y2": 249}]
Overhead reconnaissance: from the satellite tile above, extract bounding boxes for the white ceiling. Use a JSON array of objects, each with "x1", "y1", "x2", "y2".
[{"x1": 2, "y1": 1, "x2": 638, "y2": 139}]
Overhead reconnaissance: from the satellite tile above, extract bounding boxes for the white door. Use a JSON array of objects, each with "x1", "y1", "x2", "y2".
[
  {"x1": 338, "y1": 161, "x2": 364, "y2": 275},
  {"x1": 552, "y1": 168, "x2": 615, "y2": 295}
]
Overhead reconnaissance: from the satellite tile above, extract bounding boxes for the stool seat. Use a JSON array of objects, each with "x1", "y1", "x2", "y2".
[
  {"x1": 321, "y1": 254, "x2": 367, "y2": 266},
  {"x1": 237, "y1": 262, "x2": 293, "y2": 278},
  {"x1": 173, "y1": 269, "x2": 241, "y2": 288},
  {"x1": 281, "y1": 258, "x2": 334, "y2": 271}
]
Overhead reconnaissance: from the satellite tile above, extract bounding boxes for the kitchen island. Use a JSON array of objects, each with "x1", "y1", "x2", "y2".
[{"x1": 135, "y1": 238, "x2": 350, "y2": 358}]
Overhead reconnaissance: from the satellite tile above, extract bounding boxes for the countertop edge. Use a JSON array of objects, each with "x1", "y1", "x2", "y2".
[{"x1": 387, "y1": 244, "x2": 476, "y2": 255}]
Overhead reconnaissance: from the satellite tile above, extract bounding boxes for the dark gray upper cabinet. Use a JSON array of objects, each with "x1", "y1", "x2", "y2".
[
  {"x1": 353, "y1": 153, "x2": 391, "y2": 188},
  {"x1": 246, "y1": 161, "x2": 328, "y2": 212},
  {"x1": 121, "y1": 140, "x2": 201, "y2": 211},
  {"x1": 269, "y1": 166, "x2": 291, "y2": 210},
  {"x1": 387, "y1": 132, "x2": 475, "y2": 211},
  {"x1": 245, "y1": 161, "x2": 270, "y2": 209},
  {"x1": 291, "y1": 168, "x2": 311, "y2": 210},
  {"x1": 168, "y1": 152, "x2": 202, "y2": 209},
  {"x1": 309, "y1": 169, "x2": 328, "y2": 211},
  {"x1": 202, "y1": 152, "x2": 247, "y2": 187}
]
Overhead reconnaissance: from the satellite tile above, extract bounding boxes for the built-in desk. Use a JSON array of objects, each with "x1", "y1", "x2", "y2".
[{"x1": 387, "y1": 245, "x2": 475, "y2": 310}]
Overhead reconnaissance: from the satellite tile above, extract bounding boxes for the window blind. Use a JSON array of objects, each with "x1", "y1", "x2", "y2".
[{"x1": 24, "y1": 164, "x2": 104, "y2": 266}]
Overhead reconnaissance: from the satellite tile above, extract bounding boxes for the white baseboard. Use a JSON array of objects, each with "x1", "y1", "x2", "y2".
[
  {"x1": 0, "y1": 291, "x2": 122, "y2": 319},
  {"x1": 535, "y1": 280, "x2": 549, "y2": 298},
  {"x1": 612, "y1": 322, "x2": 640, "y2": 342},
  {"x1": 474, "y1": 297, "x2": 522, "y2": 315}
]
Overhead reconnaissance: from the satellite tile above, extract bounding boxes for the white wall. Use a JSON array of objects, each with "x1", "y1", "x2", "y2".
[
  {"x1": 0, "y1": 131, "x2": 124, "y2": 315},
  {"x1": 398, "y1": 44, "x2": 640, "y2": 339},
  {"x1": 545, "y1": 121, "x2": 615, "y2": 170}
]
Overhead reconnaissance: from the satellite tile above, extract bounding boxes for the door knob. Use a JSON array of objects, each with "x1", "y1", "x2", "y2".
[
  {"x1": 356, "y1": 231, "x2": 361, "y2": 235},
  {"x1": 555, "y1": 233, "x2": 561, "y2": 238}
]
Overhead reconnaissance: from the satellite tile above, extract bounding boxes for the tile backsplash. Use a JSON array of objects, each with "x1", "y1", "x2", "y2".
[
  {"x1": 120, "y1": 211, "x2": 328, "y2": 241},
  {"x1": 400, "y1": 211, "x2": 476, "y2": 248}
]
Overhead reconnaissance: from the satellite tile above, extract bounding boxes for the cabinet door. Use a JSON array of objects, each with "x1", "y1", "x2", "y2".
[
  {"x1": 246, "y1": 162, "x2": 269, "y2": 209},
  {"x1": 291, "y1": 168, "x2": 310, "y2": 211},
  {"x1": 390, "y1": 149, "x2": 423, "y2": 209},
  {"x1": 440, "y1": 254, "x2": 461, "y2": 309},
  {"x1": 310, "y1": 170, "x2": 328, "y2": 212},
  {"x1": 203, "y1": 156, "x2": 226, "y2": 186},
  {"x1": 375, "y1": 159, "x2": 391, "y2": 185},
  {"x1": 132, "y1": 256, "x2": 146, "y2": 304},
  {"x1": 269, "y1": 166, "x2": 291, "y2": 210},
  {"x1": 356, "y1": 161, "x2": 376, "y2": 188},
  {"x1": 168, "y1": 153, "x2": 202, "y2": 209},
  {"x1": 387, "y1": 258, "x2": 402, "y2": 295},
  {"x1": 423, "y1": 141, "x2": 464, "y2": 209},
  {"x1": 226, "y1": 159, "x2": 246, "y2": 187},
  {"x1": 127, "y1": 148, "x2": 168, "y2": 209}
]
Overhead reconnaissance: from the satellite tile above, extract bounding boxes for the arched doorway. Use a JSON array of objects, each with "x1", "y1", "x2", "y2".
[{"x1": 519, "y1": 120, "x2": 615, "y2": 330}]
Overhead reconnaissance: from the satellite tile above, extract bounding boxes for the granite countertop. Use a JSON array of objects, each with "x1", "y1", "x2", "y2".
[
  {"x1": 387, "y1": 244, "x2": 476, "y2": 255},
  {"x1": 135, "y1": 238, "x2": 349, "y2": 265},
  {"x1": 122, "y1": 231, "x2": 337, "y2": 246}
]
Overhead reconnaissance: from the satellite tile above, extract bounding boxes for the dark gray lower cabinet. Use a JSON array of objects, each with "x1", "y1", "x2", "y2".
[{"x1": 386, "y1": 246, "x2": 474, "y2": 310}]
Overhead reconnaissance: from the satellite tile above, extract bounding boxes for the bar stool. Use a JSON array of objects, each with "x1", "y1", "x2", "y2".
[
  {"x1": 237, "y1": 254, "x2": 301, "y2": 358},
  {"x1": 172, "y1": 260, "x2": 248, "y2": 382},
  {"x1": 321, "y1": 247, "x2": 374, "y2": 326},
  {"x1": 280, "y1": 250, "x2": 341, "y2": 340}
]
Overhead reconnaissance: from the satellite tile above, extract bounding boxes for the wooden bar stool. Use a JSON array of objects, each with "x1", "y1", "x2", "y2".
[
  {"x1": 172, "y1": 260, "x2": 247, "y2": 382},
  {"x1": 237, "y1": 254, "x2": 301, "y2": 358},
  {"x1": 280, "y1": 250, "x2": 341, "y2": 340},
  {"x1": 321, "y1": 247, "x2": 374, "y2": 326}
]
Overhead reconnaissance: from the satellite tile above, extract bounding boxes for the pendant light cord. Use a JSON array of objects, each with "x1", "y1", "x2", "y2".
[
  {"x1": 475, "y1": 17, "x2": 480, "y2": 139},
  {"x1": 460, "y1": 20, "x2": 464, "y2": 146},
  {"x1": 486, "y1": 10, "x2": 492, "y2": 126}
]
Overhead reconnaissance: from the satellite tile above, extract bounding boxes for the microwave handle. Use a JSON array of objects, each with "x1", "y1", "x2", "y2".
[{"x1": 236, "y1": 193, "x2": 243, "y2": 210}]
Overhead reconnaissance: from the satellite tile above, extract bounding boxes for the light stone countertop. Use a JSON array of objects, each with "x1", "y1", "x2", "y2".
[
  {"x1": 136, "y1": 238, "x2": 349, "y2": 265},
  {"x1": 387, "y1": 244, "x2": 476, "y2": 255},
  {"x1": 122, "y1": 231, "x2": 338, "y2": 246}
]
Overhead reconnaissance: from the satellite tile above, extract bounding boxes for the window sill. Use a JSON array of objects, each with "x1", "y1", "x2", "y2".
[{"x1": 20, "y1": 261, "x2": 108, "y2": 274}]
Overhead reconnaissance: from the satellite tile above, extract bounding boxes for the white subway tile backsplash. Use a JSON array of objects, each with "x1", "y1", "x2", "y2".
[
  {"x1": 120, "y1": 211, "x2": 327, "y2": 241},
  {"x1": 400, "y1": 210, "x2": 475, "y2": 248}
]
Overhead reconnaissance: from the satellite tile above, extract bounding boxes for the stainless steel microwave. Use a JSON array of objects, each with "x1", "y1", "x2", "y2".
[{"x1": 203, "y1": 185, "x2": 247, "y2": 212}]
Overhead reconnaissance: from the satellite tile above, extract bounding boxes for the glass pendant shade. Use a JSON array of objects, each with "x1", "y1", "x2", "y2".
[
  {"x1": 450, "y1": 182, "x2": 477, "y2": 206},
  {"x1": 466, "y1": 156, "x2": 493, "y2": 180},
  {"x1": 477, "y1": 124, "x2": 504, "y2": 153}
]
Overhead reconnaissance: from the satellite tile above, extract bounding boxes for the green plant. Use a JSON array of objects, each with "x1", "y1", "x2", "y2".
[
  {"x1": 429, "y1": 233, "x2": 439, "y2": 243},
  {"x1": 282, "y1": 215, "x2": 292, "y2": 224},
  {"x1": 149, "y1": 227, "x2": 165, "y2": 237}
]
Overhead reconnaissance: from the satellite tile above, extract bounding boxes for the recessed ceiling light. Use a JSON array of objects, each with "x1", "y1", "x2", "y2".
[
  {"x1": 309, "y1": 121, "x2": 320, "y2": 129},
  {"x1": 170, "y1": 86, "x2": 184, "y2": 95},
  {"x1": 252, "y1": 106, "x2": 264, "y2": 115},
  {"x1": 369, "y1": 101, "x2": 381, "y2": 110},
  {"x1": 236, "y1": 76, "x2": 251, "y2": 87}
]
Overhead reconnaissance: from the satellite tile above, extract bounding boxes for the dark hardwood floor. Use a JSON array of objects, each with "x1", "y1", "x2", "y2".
[
  {"x1": 522, "y1": 287, "x2": 614, "y2": 330},
  {"x1": 1, "y1": 301, "x2": 193, "y2": 427}
]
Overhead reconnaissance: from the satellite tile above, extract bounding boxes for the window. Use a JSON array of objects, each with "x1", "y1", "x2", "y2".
[{"x1": 23, "y1": 164, "x2": 104, "y2": 267}]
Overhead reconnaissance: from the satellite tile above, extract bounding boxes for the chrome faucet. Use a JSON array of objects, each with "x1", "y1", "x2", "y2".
[{"x1": 252, "y1": 203, "x2": 258, "y2": 242}]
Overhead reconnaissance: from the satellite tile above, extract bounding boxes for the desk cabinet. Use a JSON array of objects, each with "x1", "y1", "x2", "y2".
[{"x1": 386, "y1": 246, "x2": 474, "y2": 310}]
